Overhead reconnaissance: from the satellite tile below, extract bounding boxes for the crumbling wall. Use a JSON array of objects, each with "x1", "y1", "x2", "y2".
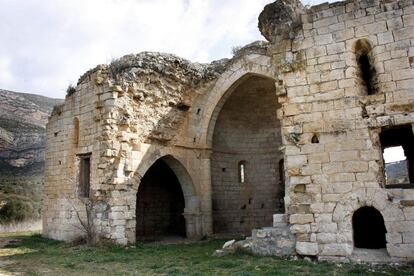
[
  {"x1": 44, "y1": 0, "x2": 414, "y2": 262},
  {"x1": 44, "y1": 52, "x2": 228, "y2": 243}
]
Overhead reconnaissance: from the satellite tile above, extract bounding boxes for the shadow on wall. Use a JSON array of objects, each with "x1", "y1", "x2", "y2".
[{"x1": 209, "y1": 75, "x2": 284, "y2": 235}]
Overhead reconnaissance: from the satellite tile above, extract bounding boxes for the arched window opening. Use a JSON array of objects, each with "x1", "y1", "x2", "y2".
[
  {"x1": 352, "y1": 206, "x2": 386, "y2": 249},
  {"x1": 238, "y1": 161, "x2": 246, "y2": 183},
  {"x1": 354, "y1": 39, "x2": 377, "y2": 95},
  {"x1": 73, "y1": 117, "x2": 80, "y2": 146}
]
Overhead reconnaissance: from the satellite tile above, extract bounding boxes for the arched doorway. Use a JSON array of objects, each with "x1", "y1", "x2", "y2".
[
  {"x1": 136, "y1": 158, "x2": 186, "y2": 240},
  {"x1": 353, "y1": 207, "x2": 387, "y2": 249},
  {"x1": 210, "y1": 75, "x2": 284, "y2": 235}
]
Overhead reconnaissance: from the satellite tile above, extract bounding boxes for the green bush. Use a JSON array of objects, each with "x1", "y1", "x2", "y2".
[{"x1": 0, "y1": 197, "x2": 33, "y2": 223}]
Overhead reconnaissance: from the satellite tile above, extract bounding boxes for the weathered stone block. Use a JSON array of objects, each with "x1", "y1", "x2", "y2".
[
  {"x1": 296, "y1": 242, "x2": 319, "y2": 256},
  {"x1": 378, "y1": 32, "x2": 394, "y2": 45},
  {"x1": 402, "y1": 233, "x2": 414, "y2": 243},
  {"x1": 332, "y1": 182, "x2": 352, "y2": 193},
  {"x1": 329, "y1": 151, "x2": 358, "y2": 162},
  {"x1": 320, "y1": 243, "x2": 352, "y2": 256},
  {"x1": 329, "y1": 173, "x2": 355, "y2": 182},
  {"x1": 291, "y1": 224, "x2": 311, "y2": 234},
  {"x1": 317, "y1": 233, "x2": 336, "y2": 243},
  {"x1": 273, "y1": 214, "x2": 288, "y2": 224},
  {"x1": 290, "y1": 214, "x2": 314, "y2": 224},
  {"x1": 315, "y1": 213, "x2": 332, "y2": 223},
  {"x1": 387, "y1": 243, "x2": 414, "y2": 258}
]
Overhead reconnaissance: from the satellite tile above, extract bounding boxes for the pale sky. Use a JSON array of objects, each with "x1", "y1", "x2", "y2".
[
  {"x1": 384, "y1": 146, "x2": 406, "y2": 163},
  {"x1": 0, "y1": 0, "x2": 332, "y2": 99}
]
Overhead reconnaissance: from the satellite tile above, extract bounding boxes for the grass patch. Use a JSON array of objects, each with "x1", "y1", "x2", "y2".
[{"x1": 0, "y1": 233, "x2": 413, "y2": 275}]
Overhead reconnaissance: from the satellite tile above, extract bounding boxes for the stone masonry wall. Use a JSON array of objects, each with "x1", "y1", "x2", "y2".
[
  {"x1": 260, "y1": 0, "x2": 414, "y2": 261},
  {"x1": 44, "y1": 76, "x2": 104, "y2": 241},
  {"x1": 44, "y1": 52, "x2": 227, "y2": 244},
  {"x1": 211, "y1": 76, "x2": 284, "y2": 235}
]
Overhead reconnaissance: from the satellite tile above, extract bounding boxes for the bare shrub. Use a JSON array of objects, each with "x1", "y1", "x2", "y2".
[{"x1": 65, "y1": 177, "x2": 102, "y2": 246}]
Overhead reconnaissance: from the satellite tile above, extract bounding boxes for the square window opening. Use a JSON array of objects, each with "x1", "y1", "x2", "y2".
[
  {"x1": 380, "y1": 125, "x2": 414, "y2": 188},
  {"x1": 78, "y1": 154, "x2": 91, "y2": 197},
  {"x1": 383, "y1": 146, "x2": 409, "y2": 185}
]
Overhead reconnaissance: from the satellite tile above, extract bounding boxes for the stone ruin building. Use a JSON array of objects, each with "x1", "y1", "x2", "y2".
[{"x1": 44, "y1": 0, "x2": 414, "y2": 262}]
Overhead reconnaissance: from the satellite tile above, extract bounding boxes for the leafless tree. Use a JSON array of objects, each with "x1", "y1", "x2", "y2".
[{"x1": 65, "y1": 177, "x2": 98, "y2": 245}]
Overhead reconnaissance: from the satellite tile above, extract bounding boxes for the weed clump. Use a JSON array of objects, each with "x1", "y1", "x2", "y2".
[{"x1": 66, "y1": 84, "x2": 76, "y2": 97}]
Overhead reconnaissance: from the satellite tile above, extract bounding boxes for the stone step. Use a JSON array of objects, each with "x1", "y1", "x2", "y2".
[
  {"x1": 252, "y1": 225, "x2": 292, "y2": 240},
  {"x1": 350, "y1": 248, "x2": 392, "y2": 264},
  {"x1": 273, "y1": 214, "x2": 288, "y2": 226},
  {"x1": 250, "y1": 225, "x2": 296, "y2": 256},
  {"x1": 217, "y1": 215, "x2": 295, "y2": 257},
  {"x1": 273, "y1": 222, "x2": 289, "y2": 228}
]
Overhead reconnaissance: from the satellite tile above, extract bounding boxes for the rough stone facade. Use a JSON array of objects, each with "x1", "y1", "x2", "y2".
[{"x1": 44, "y1": 0, "x2": 414, "y2": 262}]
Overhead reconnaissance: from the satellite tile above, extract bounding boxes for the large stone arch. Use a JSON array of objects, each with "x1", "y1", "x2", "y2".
[
  {"x1": 133, "y1": 152, "x2": 202, "y2": 238},
  {"x1": 197, "y1": 53, "x2": 276, "y2": 148},
  {"x1": 206, "y1": 73, "x2": 278, "y2": 149},
  {"x1": 201, "y1": 57, "x2": 285, "y2": 234},
  {"x1": 137, "y1": 155, "x2": 198, "y2": 210}
]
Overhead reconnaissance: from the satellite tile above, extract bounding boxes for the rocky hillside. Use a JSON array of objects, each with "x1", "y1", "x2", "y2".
[
  {"x1": 0, "y1": 89, "x2": 62, "y2": 222},
  {"x1": 385, "y1": 160, "x2": 409, "y2": 185}
]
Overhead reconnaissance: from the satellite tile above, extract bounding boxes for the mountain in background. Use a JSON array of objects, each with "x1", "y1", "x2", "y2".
[
  {"x1": 0, "y1": 89, "x2": 63, "y2": 223},
  {"x1": 385, "y1": 160, "x2": 410, "y2": 185}
]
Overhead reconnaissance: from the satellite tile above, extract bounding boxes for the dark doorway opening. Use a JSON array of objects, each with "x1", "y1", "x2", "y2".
[
  {"x1": 136, "y1": 159, "x2": 186, "y2": 240},
  {"x1": 353, "y1": 207, "x2": 386, "y2": 249}
]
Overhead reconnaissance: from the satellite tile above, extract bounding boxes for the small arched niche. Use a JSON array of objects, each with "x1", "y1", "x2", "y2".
[
  {"x1": 311, "y1": 134, "x2": 319, "y2": 144},
  {"x1": 352, "y1": 206, "x2": 387, "y2": 249},
  {"x1": 354, "y1": 39, "x2": 378, "y2": 95}
]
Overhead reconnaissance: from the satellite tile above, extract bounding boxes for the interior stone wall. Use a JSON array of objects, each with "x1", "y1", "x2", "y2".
[{"x1": 211, "y1": 76, "x2": 283, "y2": 234}]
